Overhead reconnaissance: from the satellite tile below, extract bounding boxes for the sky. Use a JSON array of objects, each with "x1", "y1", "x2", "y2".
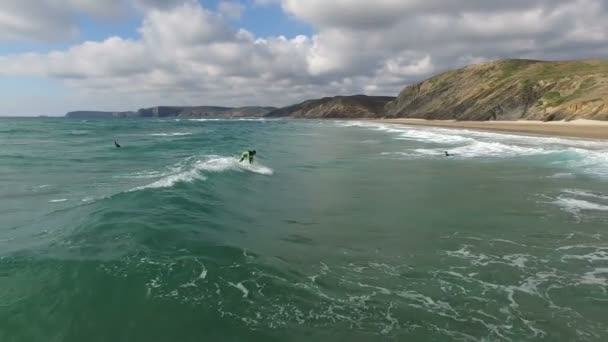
[{"x1": 0, "y1": 0, "x2": 607, "y2": 116}]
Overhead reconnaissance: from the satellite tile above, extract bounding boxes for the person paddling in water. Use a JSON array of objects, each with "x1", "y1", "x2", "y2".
[
  {"x1": 444, "y1": 151, "x2": 453, "y2": 157},
  {"x1": 239, "y1": 150, "x2": 256, "y2": 164},
  {"x1": 114, "y1": 140, "x2": 121, "y2": 148}
]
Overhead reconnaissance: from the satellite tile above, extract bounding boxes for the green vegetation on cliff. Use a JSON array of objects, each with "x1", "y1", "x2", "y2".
[
  {"x1": 385, "y1": 59, "x2": 608, "y2": 121},
  {"x1": 266, "y1": 95, "x2": 395, "y2": 118}
]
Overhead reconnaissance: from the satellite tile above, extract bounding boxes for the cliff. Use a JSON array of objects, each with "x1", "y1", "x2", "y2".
[
  {"x1": 65, "y1": 60, "x2": 608, "y2": 121},
  {"x1": 385, "y1": 59, "x2": 608, "y2": 121},
  {"x1": 266, "y1": 95, "x2": 395, "y2": 118}
]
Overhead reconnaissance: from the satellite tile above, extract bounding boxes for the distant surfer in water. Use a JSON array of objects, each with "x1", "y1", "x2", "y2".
[
  {"x1": 444, "y1": 151, "x2": 453, "y2": 157},
  {"x1": 114, "y1": 140, "x2": 121, "y2": 148},
  {"x1": 239, "y1": 150, "x2": 256, "y2": 164}
]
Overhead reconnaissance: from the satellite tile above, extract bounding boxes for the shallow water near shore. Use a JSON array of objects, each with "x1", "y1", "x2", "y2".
[{"x1": 1, "y1": 118, "x2": 607, "y2": 341}]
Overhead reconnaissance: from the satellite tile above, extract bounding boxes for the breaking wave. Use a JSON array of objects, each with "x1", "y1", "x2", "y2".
[
  {"x1": 130, "y1": 156, "x2": 273, "y2": 191},
  {"x1": 337, "y1": 121, "x2": 608, "y2": 178}
]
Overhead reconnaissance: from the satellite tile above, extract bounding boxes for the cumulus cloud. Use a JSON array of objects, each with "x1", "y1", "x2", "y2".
[
  {"x1": 1, "y1": 0, "x2": 608, "y2": 113},
  {"x1": 0, "y1": 0, "x2": 189, "y2": 41},
  {"x1": 217, "y1": 1, "x2": 246, "y2": 20}
]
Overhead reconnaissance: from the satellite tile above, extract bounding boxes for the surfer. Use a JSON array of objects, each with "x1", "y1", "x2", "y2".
[
  {"x1": 114, "y1": 140, "x2": 121, "y2": 148},
  {"x1": 444, "y1": 151, "x2": 453, "y2": 157},
  {"x1": 239, "y1": 150, "x2": 256, "y2": 164}
]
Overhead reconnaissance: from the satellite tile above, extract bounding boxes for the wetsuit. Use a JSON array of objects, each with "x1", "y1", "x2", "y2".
[{"x1": 240, "y1": 151, "x2": 254, "y2": 164}]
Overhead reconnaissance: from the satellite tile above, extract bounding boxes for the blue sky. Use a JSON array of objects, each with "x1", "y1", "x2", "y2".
[{"x1": 1, "y1": 0, "x2": 607, "y2": 116}]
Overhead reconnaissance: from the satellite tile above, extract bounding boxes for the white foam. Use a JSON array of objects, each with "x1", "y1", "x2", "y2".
[
  {"x1": 580, "y1": 268, "x2": 608, "y2": 286},
  {"x1": 547, "y1": 173, "x2": 575, "y2": 179},
  {"x1": 33, "y1": 184, "x2": 51, "y2": 190},
  {"x1": 553, "y1": 197, "x2": 608, "y2": 214},
  {"x1": 393, "y1": 133, "x2": 557, "y2": 159},
  {"x1": 339, "y1": 120, "x2": 608, "y2": 179},
  {"x1": 195, "y1": 156, "x2": 274, "y2": 175},
  {"x1": 562, "y1": 249, "x2": 608, "y2": 263},
  {"x1": 199, "y1": 267, "x2": 208, "y2": 280},
  {"x1": 562, "y1": 148, "x2": 608, "y2": 178},
  {"x1": 131, "y1": 170, "x2": 206, "y2": 191},
  {"x1": 562, "y1": 189, "x2": 608, "y2": 200},
  {"x1": 228, "y1": 281, "x2": 249, "y2": 298},
  {"x1": 115, "y1": 170, "x2": 166, "y2": 179},
  {"x1": 448, "y1": 141, "x2": 549, "y2": 158},
  {"x1": 413, "y1": 149, "x2": 446, "y2": 156},
  {"x1": 150, "y1": 132, "x2": 192, "y2": 137},
  {"x1": 380, "y1": 151, "x2": 414, "y2": 158},
  {"x1": 464, "y1": 129, "x2": 608, "y2": 149},
  {"x1": 503, "y1": 254, "x2": 528, "y2": 268},
  {"x1": 396, "y1": 129, "x2": 472, "y2": 144},
  {"x1": 130, "y1": 156, "x2": 273, "y2": 191},
  {"x1": 48, "y1": 198, "x2": 68, "y2": 203}
]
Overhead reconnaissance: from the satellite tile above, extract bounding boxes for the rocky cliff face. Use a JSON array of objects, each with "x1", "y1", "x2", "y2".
[
  {"x1": 266, "y1": 95, "x2": 395, "y2": 118},
  {"x1": 385, "y1": 59, "x2": 608, "y2": 121},
  {"x1": 66, "y1": 60, "x2": 608, "y2": 121}
]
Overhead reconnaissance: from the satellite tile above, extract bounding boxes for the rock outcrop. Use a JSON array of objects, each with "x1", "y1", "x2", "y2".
[
  {"x1": 385, "y1": 59, "x2": 608, "y2": 121},
  {"x1": 266, "y1": 95, "x2": 395, "y2": 118}
]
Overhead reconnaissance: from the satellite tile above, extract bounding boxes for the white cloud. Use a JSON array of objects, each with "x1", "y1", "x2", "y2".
[
  {"x1": 218, "y1": 1, "x2": 245, "y2": 20},
  {"x1": 1, "y1": 0, "x2": 608, "y2": 114},
  {"x1": 0, "y1": 0, "x2": 189, "y2": 41}
]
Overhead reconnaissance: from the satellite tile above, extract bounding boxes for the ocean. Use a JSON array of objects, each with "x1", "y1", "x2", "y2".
[{"x1": 1, "y1": 118, "x2": 607, "y2": 341}]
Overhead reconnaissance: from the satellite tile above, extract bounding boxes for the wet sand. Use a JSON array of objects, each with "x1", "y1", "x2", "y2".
[{"x1": 372, "y1": 119, "x2": 608, "y2": 140}]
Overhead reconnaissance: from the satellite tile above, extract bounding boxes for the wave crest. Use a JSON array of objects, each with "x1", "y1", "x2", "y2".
[{"x1": 130, "y1": 156, "x2": 273, "y2": 191}]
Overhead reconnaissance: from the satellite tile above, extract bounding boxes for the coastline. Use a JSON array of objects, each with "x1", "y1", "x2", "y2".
[{"x1": 371, "y1": 118, "x2": 608, "y2": 140}]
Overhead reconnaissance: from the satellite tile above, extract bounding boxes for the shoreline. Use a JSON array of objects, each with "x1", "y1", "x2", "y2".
[{"x1": 370, "y1": 119, "x2": 608, "y2": 140}]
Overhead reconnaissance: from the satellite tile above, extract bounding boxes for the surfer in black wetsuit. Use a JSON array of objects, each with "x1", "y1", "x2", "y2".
[
  {"x1": 445, "y1": 151, "x2": 453, "y2": 157},
  {"x1": 239, "y1": 150, "x2": 256, "y2": 164},
  {"x1": 114, "y1": 140, "x2": 121, "y2": 148}
]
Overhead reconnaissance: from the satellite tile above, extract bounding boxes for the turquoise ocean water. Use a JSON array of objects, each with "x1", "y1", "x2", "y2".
[{"x1": 1, "y1": 118, "x2": 607, "y2": 341}]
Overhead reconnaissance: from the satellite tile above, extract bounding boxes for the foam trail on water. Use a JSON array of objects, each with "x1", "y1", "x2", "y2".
[
  {"x1": 131, "y1": 156, "x2": 273, "y2": 191},
  {"x1": 547, "y1": 173, "x2": 575, "y2": 179},
  {"x1": 553, "y1": 197, "x2": 608, "y2": 214},
  {"x1": 562, "y1": 189, "x2": 608, "y2": 201},
  {"x1": 49, "y1": 199, "x2": 68, "y2": 203},
  {"x1": 115, "y1": 170, "x2": 166, "y2": 179},
  {"x1": 196, "y1": 156, "x2": 274, "y2": 175},
  {"x1": 397, "y1": 129, "x2": 472, "y2": 144},
  {"x1": 580, "y1": 268, "x2": 608, "y2": 286},
  {"x1": 149, "y1": 132, "x2": 192, "y2": 137},
  {"x1": 448, "y1": 141, "x2": 550, "y2": 158},
  {"x1": 132, "y1": 171, "x2": 206, "y2": 191}
]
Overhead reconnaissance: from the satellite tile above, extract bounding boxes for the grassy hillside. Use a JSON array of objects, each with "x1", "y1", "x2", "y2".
[
  {"x1": 385, "y1": 59, "x2": 608, "y2": 121},
  {"x1": 266, "y1": 95, "x2": 395, "y2": 118}
]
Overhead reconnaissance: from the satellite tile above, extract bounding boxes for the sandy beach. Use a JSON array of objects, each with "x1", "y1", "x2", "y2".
[{"x1": 372, "y1": 119, "x2": 608, "y2": 140}]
